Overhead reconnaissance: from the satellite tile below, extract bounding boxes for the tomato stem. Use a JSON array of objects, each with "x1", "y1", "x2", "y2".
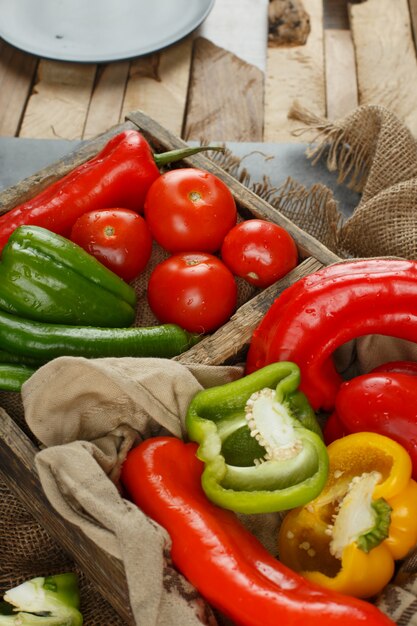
[
  {"x1": 189, "y1": 191, "x2": 202, "y2": 203},
  {"x1": 104, "y1": 225, "x2": 115, "y2": 237}
]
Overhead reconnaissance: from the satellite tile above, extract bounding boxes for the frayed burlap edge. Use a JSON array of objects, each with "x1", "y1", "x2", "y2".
[
  {"x1": 284, "y1": 102, "x2": 417, "y2": 259},
  {"x1": 208, "y1": 141, "x2": 343, "y2": 255}
]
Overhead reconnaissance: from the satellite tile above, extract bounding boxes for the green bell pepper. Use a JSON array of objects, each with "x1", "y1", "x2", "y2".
[
  {"x1": 0, "y1": 225, "x2": 136, "y2": 327},
  {"x1": 186, "y1": 362, "x2": 329, "y2": 514}
]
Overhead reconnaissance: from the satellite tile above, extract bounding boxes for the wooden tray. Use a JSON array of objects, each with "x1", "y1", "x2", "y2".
[{"x1": 0, "y1": 110, "x2": 340, "y2": 624}]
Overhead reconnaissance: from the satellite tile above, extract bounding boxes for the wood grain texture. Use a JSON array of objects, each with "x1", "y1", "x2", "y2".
[
  {"x1": 83, "y1": 62, "x2": 130, "y2": 140},
  {"x1": 349, "y1": 0, "x2": 417, "y2": 136},
  {"x1": 19, "y1": 61, "x2": 96, "y2": 139},
  {"x1": 0, "y1": 408, "x2": 134, "y2": 624},
  {"x1": 325, "y1": 29, "x2": 358, "y2": 119},
  {"x1": 183, "y1": 37, "x2": 264, "y2": 142},
  {"x1": 121, "y1": 38, "x2": 193, "y2": 138},
  {"x1": 264, "y1": 0, "x2": 325, "y2": 142},
  {"x1": 0, "y1": 41, "x2": 37, "y2": 136}
]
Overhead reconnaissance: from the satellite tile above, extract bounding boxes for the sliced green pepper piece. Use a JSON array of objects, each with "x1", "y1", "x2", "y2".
[
  {"x1": 0, "y1": 225, "x2": 136, "y2": 327},
  {"x1": 186, "y1": 361, "x2": 329, "y2": 514},
  {"x1": 0, "y1": 573, "x2": 83, "y2": 625}
]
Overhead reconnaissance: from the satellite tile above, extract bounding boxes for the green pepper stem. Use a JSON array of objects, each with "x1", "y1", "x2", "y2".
[
  {"x1": 154, "y1": 145, "x2": 225, "y2": 167},
  {"x1": 274, "y1": 364, "x2": 300, "y2": 404}
]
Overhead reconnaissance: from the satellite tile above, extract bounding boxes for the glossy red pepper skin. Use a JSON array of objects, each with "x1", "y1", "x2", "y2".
[
  {"x1": 121, "y1": 436, "x2": 394, "y2": 626},
  {"x1": 246, "y1": 259, "x2": 417, "y2": 411},
  {"x1": 0, "y1": 130, "x2": 159, "y2": 249},
  {"x1": 0, "y1": 131, "x2": 160, "y2": 253},
  {"x1": 372, "y1": 360, "x2": 417, "y2": 376},
  {"x1": 324, "y1": 372, "x2": 417, "y2": 480},
  {"x1": 0, "y1": 131, "x2": 221, "y2": 253}
]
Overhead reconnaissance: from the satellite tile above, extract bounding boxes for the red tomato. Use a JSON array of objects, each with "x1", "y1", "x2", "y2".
[
  {"x1": 147, "y1": 252, "x2": 237, "y2": 334},
  {"x1": 70, "y1": 208, "x2": 152, "y2": 282},
  {"x1": 221, "y1": 219, "x2": 298, "y2": 288},
  {"x1": 144, "y1": 168, "x2": 237, "y2": 253}
]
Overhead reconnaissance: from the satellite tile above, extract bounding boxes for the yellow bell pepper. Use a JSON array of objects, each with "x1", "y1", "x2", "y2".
[{"x1": 277, "y1": 432, "x2": 417, "y2": 598}]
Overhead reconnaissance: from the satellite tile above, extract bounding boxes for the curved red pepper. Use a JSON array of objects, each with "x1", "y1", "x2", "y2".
[
  {"x1": 121, "y1": 436, "x2": 394, "y2": 626},
  {"x1": 246, "y1": 259, "x2": 417, "y2": 411},
  {"x1": 324, "y1": 372, "x2": 417, "y2": 480},
  {"x1": 0, "y1": 130, "x2": 220, "y2": 253}
]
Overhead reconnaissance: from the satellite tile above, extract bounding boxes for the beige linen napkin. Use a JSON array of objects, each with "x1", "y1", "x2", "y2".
[{"x1": 22, "y1": 356, "x2": 244, "y2": 626}]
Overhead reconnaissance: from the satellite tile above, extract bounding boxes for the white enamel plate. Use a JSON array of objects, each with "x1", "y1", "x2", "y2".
[{"x1": 0, "y1": 0, "x2": 215, "y2": 62}]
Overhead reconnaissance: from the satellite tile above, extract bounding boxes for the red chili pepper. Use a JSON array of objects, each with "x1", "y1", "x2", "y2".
[
  {"x1": 121, "y1": 436, "x2": 394, "y2": 626},
  {"x1": 324, "y1": 371, "x2": 417, "y2": 480},
  {"x1": 0, "y1": 130, "x2": 222, "y2": 253},
  {"x1": 246, "y1": 258, "x2": 417, "y2": 411}
]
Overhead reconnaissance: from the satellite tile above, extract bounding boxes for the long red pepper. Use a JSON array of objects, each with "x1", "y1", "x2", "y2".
[
  {"x1": 0, "y1": 130, "x2": 222, "y2": 253},
  {"x1": 121, "y1": 436, "x2": 394, "y2": 626},
  {"x1": 246, "y1": 258, "x2": 417, "y2": 411}
]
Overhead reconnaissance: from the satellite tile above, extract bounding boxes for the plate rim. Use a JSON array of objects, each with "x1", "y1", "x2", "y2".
[{"x1": 0, "y1": 0, "x2": 215, "y2": 63}]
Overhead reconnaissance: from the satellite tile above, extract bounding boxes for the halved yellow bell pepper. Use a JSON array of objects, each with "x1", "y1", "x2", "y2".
[{"x1": 277, "y1": 432, "x2": 417, "y2": 598}]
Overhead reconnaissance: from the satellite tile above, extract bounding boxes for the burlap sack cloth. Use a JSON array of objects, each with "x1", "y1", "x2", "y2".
[{"x1": 2, "y1": 103, "x2": 417, "y2": 625}]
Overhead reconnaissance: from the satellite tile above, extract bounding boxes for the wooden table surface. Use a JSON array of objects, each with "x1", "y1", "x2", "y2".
[{"x1": 1, "y1": 0, "x2": 417, "y2": 146}]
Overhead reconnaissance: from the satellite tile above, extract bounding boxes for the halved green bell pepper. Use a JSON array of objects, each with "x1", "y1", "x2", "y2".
[
  {"x1": 0, "y1": 225, "x2": 136, "y2": 327},
  {"x1": 186, "y1": 361, "x2": 329, "y2": 514}
]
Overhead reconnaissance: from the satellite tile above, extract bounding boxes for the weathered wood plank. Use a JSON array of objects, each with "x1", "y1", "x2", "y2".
[
  {"x1": 184, "y1": 37, "x2": 264, "y2": 142},
  {"x1": 121, "y1": 38, "x2": 193, "y2": 138},
  {"x1": 264, "y1": 0, "x2": 325, "y2": 142},
  {"x1": 325, "y1": 29, "x2": 358, "y2": 120},
  {"x1": 0, "y1": 41, "x2": 37, "y2": 137},
  {"x1": 349, "y1": 0, "x2": 417, "y2": 136},
  {"x1": 19, "y1": 61, "x2": 96, "y2": 139},
  {"x1": 83, "y1": 62, "x2": 130, "y2": 140},
  {"x1": 0, "y1": 408, "x2": 134, "y2": 625}
]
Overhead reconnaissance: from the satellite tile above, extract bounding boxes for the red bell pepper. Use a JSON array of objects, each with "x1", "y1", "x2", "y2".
[
  {"x1": 0, "y1": 130, "x2": 222, "y2": 253},
  {"x1": 323, "y1": 371, "x2": 417, "y2": 480},
  {"x1": 371, "y1": 360, "x2": 417, "y2": 376},
  {"x1": 245, "y1": 258, "x2": 417, "y2": 411},
  {"x1": 121, "y1": 436, "x2": 394, "y2": 626}
]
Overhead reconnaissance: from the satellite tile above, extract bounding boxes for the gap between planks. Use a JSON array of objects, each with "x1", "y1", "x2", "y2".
[{"x1": 18, "y1": 38, "x2": 193, "y2": 141}]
